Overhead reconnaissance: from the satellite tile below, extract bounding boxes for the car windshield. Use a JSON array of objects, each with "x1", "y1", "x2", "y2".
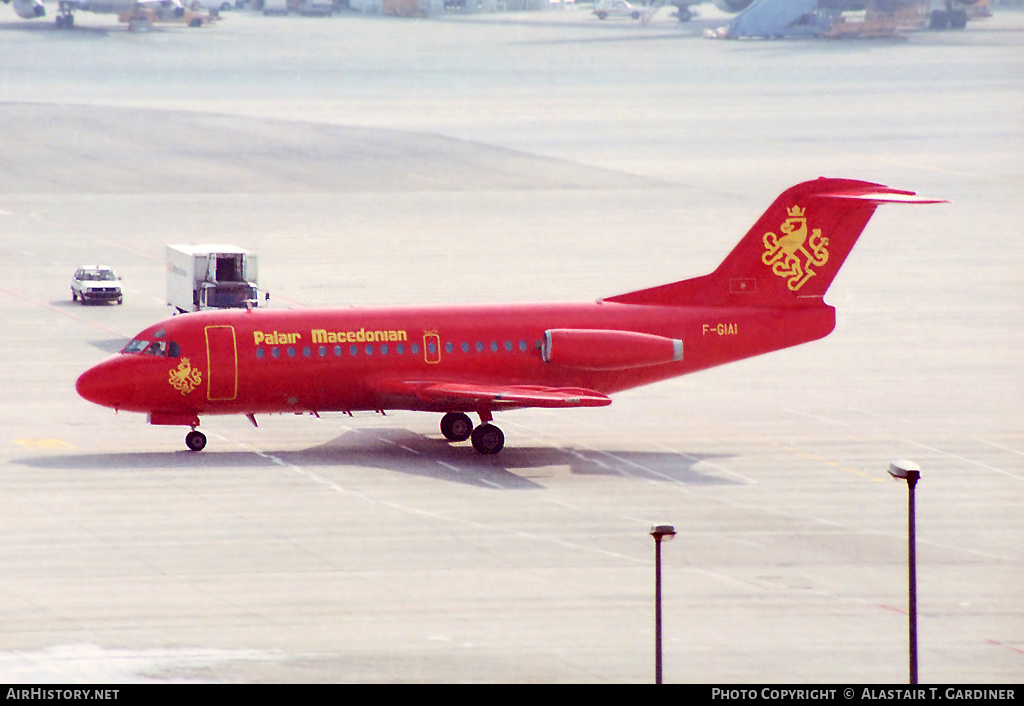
[{"x1": 81, "y1": 270, "x2": 116, "y2": 281}]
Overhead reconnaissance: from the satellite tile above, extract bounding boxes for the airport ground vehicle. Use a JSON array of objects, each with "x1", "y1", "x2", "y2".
[
  {"x1": 258, "y1": 0, "x2": 333, "y2": 14},
  {"x1": 78, "y1": 179, "x2": 945, "y2": 455},
  {"x1": 593, "y1": 0, "x2": 643, "y2": 19},
  {"x1": 3, "y1": 0, "x2": 216, "y2": 29},
  {"x1": 166, "y1": 245, "x2": 261, "y2": 314},
  {"x1": 72, "y1": 266, "x2": 123, "y2": 305},
  {"x1": 117, "y1": 1, "x2": 215, "y2": 28}
]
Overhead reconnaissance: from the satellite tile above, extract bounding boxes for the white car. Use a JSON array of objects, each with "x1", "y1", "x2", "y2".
[
  {"x1": 593, "y1": 0, "x2": 644, "y2": 19},
  {"x1": 71, "y1": 266, "x2": 123, "y2": 305}
]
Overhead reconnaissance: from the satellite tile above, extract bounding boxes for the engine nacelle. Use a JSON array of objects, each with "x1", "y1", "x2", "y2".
[
  {"x1": 712, "y1": 0, "x2": 753, "y2": 12},
  {"x1": 542, "y1": 329, "x2": 683, "y2": 371},
  {"x1": 13, "y1": 0, "x2": 46, "y2": 17}
]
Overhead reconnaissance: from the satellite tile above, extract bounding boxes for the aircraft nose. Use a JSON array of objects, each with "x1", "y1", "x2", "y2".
[{"x1": 76, "y1": 360, "x2": 120, "y2": 408}]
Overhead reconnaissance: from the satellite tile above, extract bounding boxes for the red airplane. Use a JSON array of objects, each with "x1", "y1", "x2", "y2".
[{"x1": 76, "y1": 178, "x2": 944, "y2": 454}]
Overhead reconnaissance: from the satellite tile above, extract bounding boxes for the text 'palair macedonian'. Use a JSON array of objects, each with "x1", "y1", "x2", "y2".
[{"x1": 311, "y1": 328, "x2": 408, "y2": 344}]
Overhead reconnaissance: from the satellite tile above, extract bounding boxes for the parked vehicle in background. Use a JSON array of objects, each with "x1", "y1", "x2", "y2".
[
  {"x1": 593, "y1": 0, "x2": 643, "y2": 19},
  {"x1": 72, "y1": 266, "x2": 123, "y2": 305}
]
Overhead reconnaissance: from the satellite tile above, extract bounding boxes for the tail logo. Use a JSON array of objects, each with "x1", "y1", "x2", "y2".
[
  {"x1": 762, "y1": 205, "x2": 830, "y2": 291},
  {"x1": 168, "y1": 358, "x2": 202, "y2": 396}
]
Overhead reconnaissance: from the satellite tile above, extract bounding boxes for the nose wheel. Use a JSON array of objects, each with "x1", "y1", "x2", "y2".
[{"x1": 185, "y1": 430, "x2": 207, "y2": 452}]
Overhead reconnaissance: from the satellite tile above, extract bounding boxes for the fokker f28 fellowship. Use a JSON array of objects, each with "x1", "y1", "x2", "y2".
[{"x1": 76, "y1": 178, "x2": 944, "y2": 454}]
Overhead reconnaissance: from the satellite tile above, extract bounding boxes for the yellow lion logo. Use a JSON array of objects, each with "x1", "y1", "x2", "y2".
[
  {"x1": 762, "y1": 205, "x2": 830, "y2": 292},
  {"x1": 168, "y1": 358, "x2": 202, "y2": 395}
]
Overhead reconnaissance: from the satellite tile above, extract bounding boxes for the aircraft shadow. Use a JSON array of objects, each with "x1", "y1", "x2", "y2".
[
  {"x1": 248, "y1": 427, "x2": 739, "y2": 490},
  {"x1": 14, "y1": 427, "x2": 740, "y2": 491}
]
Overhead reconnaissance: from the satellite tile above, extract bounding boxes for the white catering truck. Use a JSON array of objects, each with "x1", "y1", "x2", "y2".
[{"x1": 166, "y1": 244, "x2": 263, "y2": 313}]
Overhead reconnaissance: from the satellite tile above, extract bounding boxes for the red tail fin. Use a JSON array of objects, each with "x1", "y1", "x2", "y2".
[{"x1": 605, "y1": 178, "x2": 945, "y2": 308}]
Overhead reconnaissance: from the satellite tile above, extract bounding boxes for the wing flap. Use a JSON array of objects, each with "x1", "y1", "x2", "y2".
[{"x1": 377, "y1": 380, "x2": 612, "y2": 409}]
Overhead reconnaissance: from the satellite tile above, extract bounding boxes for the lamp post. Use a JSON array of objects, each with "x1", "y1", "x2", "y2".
[
  {"x1": 888, "y1": 459, "x2": 921, "y2": 684},
  {"x1": 650, "y1": 524, "x2": 676, "y2": 684}
]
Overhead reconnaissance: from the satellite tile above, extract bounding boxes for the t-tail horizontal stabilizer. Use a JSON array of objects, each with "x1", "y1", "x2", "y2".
[{"x1": 605, "y1": 177, "x2": 947, "y2": 309}]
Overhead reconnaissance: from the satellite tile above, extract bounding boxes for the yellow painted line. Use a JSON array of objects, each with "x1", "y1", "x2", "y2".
[{"x1": 13, "y1": 439, "x2": 70, "y2": 448}]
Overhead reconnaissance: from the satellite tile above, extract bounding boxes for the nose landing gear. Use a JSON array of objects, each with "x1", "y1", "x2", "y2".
[{"x1": 185, "y1": 429, "x2": 207, "y2": 452}]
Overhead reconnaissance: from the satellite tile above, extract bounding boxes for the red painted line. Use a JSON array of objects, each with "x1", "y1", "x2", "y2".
[
  {"x1": 986, "y1": 639, "x2": 1024, "y2": 656},
  {"x1": 877, "y1": 604, "x2": 908, "y2": 615},
  {"x1": 0, "y1": 287, "x2": 129, "y2": 338}
]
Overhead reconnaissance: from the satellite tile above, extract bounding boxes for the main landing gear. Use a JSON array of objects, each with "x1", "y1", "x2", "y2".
[{"x1": 440, "y1": 412, "x2": 505, "y2": 455}]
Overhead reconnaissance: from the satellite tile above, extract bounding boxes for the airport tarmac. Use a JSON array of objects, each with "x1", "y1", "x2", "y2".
[{"x1": 0, "y1": 4, "x2": 1022, "y2": 683}]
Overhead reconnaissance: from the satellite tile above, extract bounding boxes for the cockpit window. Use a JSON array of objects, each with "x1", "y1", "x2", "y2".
[
  {"x1": 122, "y1": 340, "x2": 149, "y2": 354},
  {"x1": 121, "y1": 338, "x2": 180, "y2": 357}
]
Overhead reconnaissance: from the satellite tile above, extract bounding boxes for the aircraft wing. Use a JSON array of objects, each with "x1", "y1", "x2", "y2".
[{"x1": 374, "y1": 380, "x2": 612, "y2": 410}]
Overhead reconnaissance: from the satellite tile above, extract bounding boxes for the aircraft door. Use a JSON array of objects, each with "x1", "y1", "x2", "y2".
[{"x1": 205, "y1": 325, "x2": 238, "y2": 401}]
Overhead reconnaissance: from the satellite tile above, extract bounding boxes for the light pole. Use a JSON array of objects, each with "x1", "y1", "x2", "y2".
[
  {"x1": 888, "y1": 459, "x2": 921, "y2": 684},
  {"x1": 651, "y1": 524, "x2": 676, "y2": 684}
]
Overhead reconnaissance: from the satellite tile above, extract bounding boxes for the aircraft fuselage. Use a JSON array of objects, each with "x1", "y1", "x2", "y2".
[{"x1": 76, "y1": 300, "x2": 835, "y2": 419}]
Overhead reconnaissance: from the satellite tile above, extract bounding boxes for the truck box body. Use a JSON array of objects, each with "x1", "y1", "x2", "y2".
[{"x1": 167, "y1": 245, "x2": 259, "y2": 313}]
